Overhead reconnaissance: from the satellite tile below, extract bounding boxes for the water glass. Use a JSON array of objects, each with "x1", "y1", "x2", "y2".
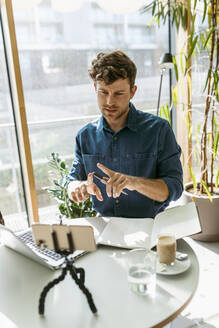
[{"x1": 127, "y1": 248, "x2": 156, "y2": 296}]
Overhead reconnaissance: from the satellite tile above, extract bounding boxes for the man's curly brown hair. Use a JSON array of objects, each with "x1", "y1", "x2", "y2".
[{"x1": 88, "y1": 50, "x2": 137, "y2": 88}]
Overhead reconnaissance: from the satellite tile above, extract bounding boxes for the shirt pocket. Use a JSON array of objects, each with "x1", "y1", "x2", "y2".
[
  {"x1": 82, "y1": 154, "x2": 107, "y2": 175},
  {"x1": 123, "y1": 152, "x2": 157, "y2": 177}
]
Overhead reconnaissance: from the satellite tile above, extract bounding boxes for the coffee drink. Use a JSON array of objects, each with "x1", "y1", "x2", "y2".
[{"x1": 157, "y1": 234, "x2": 176, "y2": 265}]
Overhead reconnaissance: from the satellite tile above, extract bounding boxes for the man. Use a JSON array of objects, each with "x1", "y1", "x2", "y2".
[{"x1": 67, "y1": 50, "x2": 183, "y2": 218}]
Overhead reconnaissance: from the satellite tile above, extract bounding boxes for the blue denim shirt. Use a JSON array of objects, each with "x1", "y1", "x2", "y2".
[{"x1": 68, "y1": 103, "x2": 183, "y2": 218}]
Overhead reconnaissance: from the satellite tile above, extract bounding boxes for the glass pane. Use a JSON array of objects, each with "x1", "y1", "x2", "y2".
[
  {"x1": 0, "y1": 18, "x2": 27, "y2": 231},
  {"x1": 12, "y1": 0, "x2": 169, "y2": 219}
]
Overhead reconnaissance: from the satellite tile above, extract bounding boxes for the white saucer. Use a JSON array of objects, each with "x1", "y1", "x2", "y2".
[{"x1": 156, "y1": 257, "x2": 191, "y2": 275}]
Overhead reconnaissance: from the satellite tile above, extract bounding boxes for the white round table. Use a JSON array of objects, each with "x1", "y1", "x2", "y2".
[{"x1": 0, "y1": 238, "x2": 199, "y2": 328}]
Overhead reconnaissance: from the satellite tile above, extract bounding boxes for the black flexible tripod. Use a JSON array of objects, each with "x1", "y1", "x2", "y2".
[{"x1": 38, "y1": 230, "x2": 97, "y2": 316}]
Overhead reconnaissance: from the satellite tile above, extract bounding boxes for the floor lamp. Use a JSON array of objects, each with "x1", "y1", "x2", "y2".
[{"x1": 156, "y1": 53, "x2": 174, "y2": 116}]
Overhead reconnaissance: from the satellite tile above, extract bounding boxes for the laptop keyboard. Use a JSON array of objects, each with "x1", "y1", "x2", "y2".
[{"x1": 17, "y1": 230, "x2": 62, "y2": 261}]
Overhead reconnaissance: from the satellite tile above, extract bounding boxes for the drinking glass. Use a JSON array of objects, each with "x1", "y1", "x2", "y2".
[
  {"x1": 157, "y1": 233, "x2": 176, "y2": 266},
  {"x1": 127, "y1": 248, "x2": 156, "y2": 296}
]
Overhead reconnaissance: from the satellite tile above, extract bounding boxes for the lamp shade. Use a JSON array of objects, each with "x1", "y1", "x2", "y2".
[
  {"x1": 95, "y1": 0, "x2": 146, "y2": 14},
  {"x1": 158, "y1": 53, "x2": 174, "y2": 69}
]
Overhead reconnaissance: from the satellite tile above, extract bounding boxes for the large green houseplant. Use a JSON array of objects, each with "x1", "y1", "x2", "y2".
[
  {"x1": 143, "y1": 0, "x2": 219, "y2": 240},
  {"x1": 44, "y1": 153, "x2": 97, "y2": 219}
]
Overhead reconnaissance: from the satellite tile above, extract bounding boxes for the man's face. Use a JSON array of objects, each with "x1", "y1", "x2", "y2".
[{"x1": 94, "y1": 78, "x2": 137, "y2": 131}]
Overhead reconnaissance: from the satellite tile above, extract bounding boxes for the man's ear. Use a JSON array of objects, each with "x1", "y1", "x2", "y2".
[{"x1": 130, "y1": 85, "x2": 137, "y2": 99}]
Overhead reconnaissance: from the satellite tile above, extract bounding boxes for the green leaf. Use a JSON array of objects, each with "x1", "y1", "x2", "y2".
[
  {"x1": 184, "y1": 112, "x2": 192, "y2": 140},
  {"x1": 180, "y1": 49, "x2": 185, "y2": 74},
  {"x1": 189, "y1": 166, "x2": 197, "y2": 191},
  {"x1": 213, "y1": 71, "x2": 219, "y2": 102},
  {"x1": 147, "y1": 15, "x2": 156, "y2": 27},
  {"x1": 203, "y1": 69, "x2": 211, "y2": 92},
  {"x1": 188, "y1": 35, "x2": 198, "y2": 60},
  {"x1": 60, "y1": 161, "x2": 66, "y2": 169},
  {"x1": 213, "y1": 132, "x2": 219, "y2": 158},
  {"x1": 201, "y1": 180, "x2": 213, "y2": 202},
  {"x1": 202, "y1": 0, "x2": 207, "y2": 24},
  {"x1": 172, "y1": 55, "x2": 178, "y2": 81},
  {"x1": 215, "y1": 167, "x2": 219, "y2": 188},
  {"x1": 164, "y1": 104, "x2": 171, "y2": 125},
  {"x1": 191, "y1": 13, "x2": 196, "y2": 39},
  {"x1": 152, "y1": 1, "x2": 156, "y2": 15},
  {"x1": 204, "y1": 28, "x2": 214, "y2": 48},
  {"x1": 172, "y1": 86, "x2": 178, "y2": 107},
  {"x1": 159, "y1": 105, "x2": 171, "y2": 125},
  {"x1": 193, "y1": 0, "x2": 197, "y2": 11},
  {"x1": 159, "y1": 105, "x2": 165, "y2": 119}
]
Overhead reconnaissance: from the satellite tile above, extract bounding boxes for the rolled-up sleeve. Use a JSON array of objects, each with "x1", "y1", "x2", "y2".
[
  {"x1": 157, "y1": 121, "x2": 183, "y2": 202},
  {"x1": 68, "y1": 134, "x2": 86, "y2": 183}
]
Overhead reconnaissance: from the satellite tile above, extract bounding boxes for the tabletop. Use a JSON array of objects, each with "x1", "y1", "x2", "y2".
[{"x1": 0, "y1": 238, "x2": 199, "y2": 328}]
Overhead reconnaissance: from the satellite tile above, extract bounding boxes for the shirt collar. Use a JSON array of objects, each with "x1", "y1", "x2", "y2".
[
  {"x1": 97, "y1": 102, "x2": 137, "y2": 133},
  {"x1": 124, "y1": 102, "x2": 137, "y2": 132}
]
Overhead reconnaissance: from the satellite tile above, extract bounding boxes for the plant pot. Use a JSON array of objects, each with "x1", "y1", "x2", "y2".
[{"x1": 182, "y1": 182, "x2": 219, "y2": 242}]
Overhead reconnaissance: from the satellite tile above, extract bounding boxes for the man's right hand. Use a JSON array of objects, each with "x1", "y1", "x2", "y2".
[{"x1": 67, "y1": 173, "x2": 103, "y2": 203}]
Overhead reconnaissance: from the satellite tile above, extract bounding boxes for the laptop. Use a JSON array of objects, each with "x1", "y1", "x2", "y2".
[{"x1": 0, "y1": 218, "x2": 107, "y2": 270}]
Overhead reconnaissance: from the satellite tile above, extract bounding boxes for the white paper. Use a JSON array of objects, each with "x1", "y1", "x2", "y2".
[
  {"x1": 96, "y1": 202, "x2": 201, "y2": 249},
  {"x1": 97, "y1": 217, "x2": 154, "y2": 249},
  {"x1": 150, "y1": 202, "x2": 201, "y2": 248}
]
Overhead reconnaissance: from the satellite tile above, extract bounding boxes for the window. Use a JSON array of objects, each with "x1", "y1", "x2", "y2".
[
  {"x1": 0, "y1": 20, "x2": 27, "y2": 230},
  {"x1": 0, "y1": 0, "x2": 170, "y2": 224}
]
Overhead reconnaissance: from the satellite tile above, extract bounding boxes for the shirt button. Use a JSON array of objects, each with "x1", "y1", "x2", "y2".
[
  {"x1": 115, "y1": 199, "x2": 119, "y2": 204},
  {"x1": 114, "y1": 136, "x2": 117, "y2": 141},
  {"x1": 113, "y1": 158, "x2": 118, "y2": 161}
]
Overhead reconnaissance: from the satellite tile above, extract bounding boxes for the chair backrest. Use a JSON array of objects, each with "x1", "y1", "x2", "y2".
[{"x1": 0, "y1": 211, "x2": 5, "y2": 225}]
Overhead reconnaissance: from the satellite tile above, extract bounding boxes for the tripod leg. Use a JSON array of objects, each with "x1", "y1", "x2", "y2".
[
  {"x1": 68, "y1": 265, "x2": 98, "y2": 314},
  {"x1": 39, "y1": 267, "x2": 67, "y2": 315},
  {"x1": 75, "y1": 267, "x2": 85, "y2": 284}
]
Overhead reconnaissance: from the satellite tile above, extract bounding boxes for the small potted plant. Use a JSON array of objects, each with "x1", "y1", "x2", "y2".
[
  {"x1": 142, "y1": 0, "x2": 219, "y2": 240},
  {"x1": 44, "y1": 152, "x2": 97, "y2": 219}
]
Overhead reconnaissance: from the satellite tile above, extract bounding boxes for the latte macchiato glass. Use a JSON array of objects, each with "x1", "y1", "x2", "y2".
[{"x1": 157, "y1": 234, "x2": 176, "y2": 265}]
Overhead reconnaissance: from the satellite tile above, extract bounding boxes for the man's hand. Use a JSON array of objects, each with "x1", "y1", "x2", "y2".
[
  {"x1": 97, "y1": 162, "x2": 169, "y2": 202},
  {"x1": 97, "y1": 163, "x2": 135, "y2": 198},
  {"x1": 68, "y1": 173, "x2": 103, "y2": 203}
]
